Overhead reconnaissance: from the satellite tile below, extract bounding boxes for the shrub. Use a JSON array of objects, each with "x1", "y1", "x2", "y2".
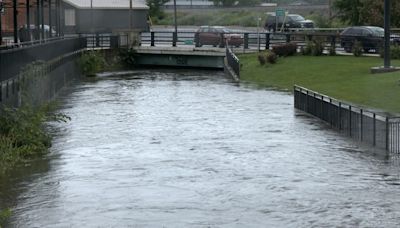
[
  {"x1": 272, "y1": 42, "x2": 297, "y2": 57},
  {"x1": 352, "y1": 41, "x2": 363, "y2": 57},
  {"x1": 329, "y1": 45, "x2": 337, "y2": 56},
  {"x1": 119, "y1": 48, "x2": 138, "y2": 68},
  {"x1": 391, "y1": 44, "x2": 400, "y2": 59},
  {"x1": 78, "y1": 51, "x2": 105, "y2": 76},
  {"x1": 257, "y1": 53, "x2": 267, "y2": 65},
  {"x1": 302, "y1": 41, "x2": 313, "y2": 55},
  {"x1": 266, "y1": 51, "x2": 278, "y2": 64},
  {"x1": 311, "y1": 39, "x2": 324, "y2": 56}
]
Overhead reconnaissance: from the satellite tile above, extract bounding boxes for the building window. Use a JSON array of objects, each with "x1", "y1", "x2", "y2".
[{"x1": 65, "y1": 9, "x2": 76, "y2": 26}]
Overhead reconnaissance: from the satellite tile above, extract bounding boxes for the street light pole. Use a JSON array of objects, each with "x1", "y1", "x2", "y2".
[
  {"x1": 384, "y1": 0, "x2": 390, "y2": 68},
  {"x1": 173, "y1": 0, "x2": 177, "y2": 47}
]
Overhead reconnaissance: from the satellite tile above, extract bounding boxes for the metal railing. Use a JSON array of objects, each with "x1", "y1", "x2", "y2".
[
  {"x1": 140, "y1": 30, "x2": 400, "y2": 53},
  {"x1": 0, "y1": 37, "x2": 86, "y2": 82},
  {"x1": 226, "y1": 45, "x2": 240, "y2": 78},
  {"x1": 81, "y1": 34, "x2": 128, "y2": 49},
  {"x1": 294, "y1": 85, "x2": 400, "y2": 153}
]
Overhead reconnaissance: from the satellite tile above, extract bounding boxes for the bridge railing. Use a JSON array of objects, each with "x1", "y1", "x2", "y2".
[
  {"x1": 140, "y1": 30, "x2": 399, "y2": 54},
  {"x1": 226, "y1": 45, "x2": 240, "y2": 78},
  {"x1": 80, "y1": 34, "x2": 129, "y2": 49},
  {"x1": 0, "y1": 37, "x2": 86, "y2": 82},
  {"x1": 294, "y1": 85, "x2": 400, "y2": 153}
]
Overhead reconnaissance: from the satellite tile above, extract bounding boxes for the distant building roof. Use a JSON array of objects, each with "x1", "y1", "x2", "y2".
[
  {"x1": 63, "y1": 0, "x2": 149, "y2": 10},
  {"x1": 164, "y1": 0, "x2": 213, "y2": 6}
]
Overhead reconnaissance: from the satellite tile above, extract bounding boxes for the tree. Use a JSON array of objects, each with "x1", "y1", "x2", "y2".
[
  {"x1": 147, "y1": 0, "x2": 169, "y2": 21},
  {"x1": 236, "y1": 0, "x2": 262, "y2": 6},
  {"x1": 209, "y1": 0, "x2": 236, "y2": 6},
  {"x1": 334, "y1": 0, "x2": 400, "y2": 27}
]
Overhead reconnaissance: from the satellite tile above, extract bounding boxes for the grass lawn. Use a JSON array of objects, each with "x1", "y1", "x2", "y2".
[{"x1": 239, "y1": 54, "x2": 400, "y2": 114}]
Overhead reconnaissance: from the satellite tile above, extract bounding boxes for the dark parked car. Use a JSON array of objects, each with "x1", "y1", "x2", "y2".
[
  {"x1": 264, "y1": 13, "x2": 314, "y2": 32},
  {"x1": 340, "y1": 26, "x2": 400, "y2": 53},
  {"x1": 194, "y1": 26, "x2": 243, "y2": 47}
]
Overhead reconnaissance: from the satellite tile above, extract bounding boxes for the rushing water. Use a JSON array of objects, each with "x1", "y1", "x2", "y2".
[{"x1": 2, "y1": 70, "x2": 400, "y2": 227}]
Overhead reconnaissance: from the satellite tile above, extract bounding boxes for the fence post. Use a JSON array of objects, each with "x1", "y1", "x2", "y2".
[
  {"x1": 265, "y1": 33, "x2": 270, "y2": 50},
  {"x1": 386, "y1": 117, "x2": 389, "y2": 151},
  {"x1": 306, "y1": 90, "x2": 309, "y2": 112},
  {"x1": 151, "y1": 32, "x2": 155, "y2": 47},
  {"x1": 373, "y1": 113, "x2": 376, "y2": 146},
  {"x1": 219, "y1": 33, "x2": 225, "y2": 48},
  {"x1": 360, "y1": 109, "x2": 363, "y2": 141},
  {"x1": 349, "y1": 105, "x2": 352, "y2": 137},
  {"x1": 95, "y1": 33, "x2": 100, "y2": 47},
  {"x1": 286, "y1": 34, "x2": 291, "y2": 43},
  {"x1": 244, "y1": 33, "x2": 249, "y2": 49},
  {"x1": 338, "y1": 102, "x2": 342, "y2": 130},
  {"x1": 172, "y1": 32, "x2": 177, "y2": 47},
  {"x1": 329, "y1": 98, "x2": 333, "y2": 127},
  {"x1": 195, "y1": 32, "x2": 200, "y2": 47},
  {"x1": 330, "y1": 35, "x2": 336, "y2": 51}
]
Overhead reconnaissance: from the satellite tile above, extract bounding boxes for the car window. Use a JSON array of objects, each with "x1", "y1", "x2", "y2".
[
  {"x1": 361, "y1": 29, "x2": 371, "y2": 36},
  {"x1": 290, "y1": 15, "x2": 305, "y2": 21},
  {"x1": 370, "y1": 27, "x2": 384, "y2": 37}
]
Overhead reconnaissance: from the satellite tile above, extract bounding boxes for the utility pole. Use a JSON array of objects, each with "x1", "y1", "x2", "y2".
[
  {"x1": 13, "y1": 0, "x2": 18, "y2": 43},
  {"x1": 27, "y1": 0, "x2": 31, "y2": 40},
  {"x1": 0, "y1": 0, "x2": 3, "y2": 45},
  {"x1": 129, "y1": 0, "x2": 132, "y2": 31},
  {"x1": 173, "y1": 0, "x2": 177, "y2": 47},
  {"x1": 384, "y1": 0, "x2": 390, "y2": 68}
]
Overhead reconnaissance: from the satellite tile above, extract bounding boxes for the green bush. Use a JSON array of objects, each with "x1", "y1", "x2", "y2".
[
  {"x1": 311, "y1": 39, "x2": 324, "y2": 56},
  {"x1": 77, "y1": 51, "x2": 105, "y2": 76},
  {"x1": 0, "y1": 104, "x2": 69, "y2": 174},
  {"x1": 271, "y1": 42, "x2": 297, "y2": 57},
  {"x1": 302, "y1": 39, "x2": 324, "y2": 56},
  {"x1": 329, "y1": 45, "x2": 337, "y2": 56},
  {"x1": 391, "y1": 44, "x2": 400, "y2": 59},
  {"x1": 119, "y1": 48, "x2": 139, "y2": 68},
  {"x1": 352, "y1": 41, "x2": 363, "y2": 57},
  {"x1": 266, "y1": 51, "x2": 278, "y2": 64},
  {"x1": 0, "y1": 208, "x2": 11, "y2": 228},
  {"x1": 257, "y1": 53, "x2": 267, "y2": 65}
]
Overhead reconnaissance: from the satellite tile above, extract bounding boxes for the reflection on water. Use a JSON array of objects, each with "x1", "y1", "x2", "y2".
[{"x1": 2, "y1": 69, "x2": 400, "y2": 227}]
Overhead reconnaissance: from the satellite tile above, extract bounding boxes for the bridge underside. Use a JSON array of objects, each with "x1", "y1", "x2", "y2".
[{"x1": 134, "y1": 47, "x2": 225, "y2": 69}]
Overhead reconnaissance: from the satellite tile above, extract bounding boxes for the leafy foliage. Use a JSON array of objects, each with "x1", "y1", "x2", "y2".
[
  {"x1": 0, "y1": 104, "x2": 70, "y2": 174},
  {"x1": 257, "y1": 51, "x2": 278, "y2": 66},
  {"x1": 334, "y1": 0, "x2": 400, "y2": 27},
  {"x1": 352, "y1": 40, "x2": 363, "y2": 57},
  {"x1": 391, "y1": 44, "x2": 400, "y2": 59},
  {"x1": 0, "y1": 208, "x2": 11, "y2": 228},
  {"x1": 77, "y1": 51, "x2": 105, "y2": 76},
  {"x1": 147, "y1": 0, "x2": 169, "y2": 23},
  {"x1": 272, "y1": 43, "x2": 297, "y2": 57},
  {"x1": 119, "y1": 48, "x2": 139, "y2": 68},
  {"x1": 302, "y1": 39, "x2": 324, "y2": 56}
]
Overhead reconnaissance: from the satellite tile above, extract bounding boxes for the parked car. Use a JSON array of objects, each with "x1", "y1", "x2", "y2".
[
  {"x1": 340, "y1": 26, "x2": 400, "y2": 53},
  {"x1": 194, "y1": 26, "x2": 243, "y2": 47},
  {"x1": 264, "y1": 13, "x2": 314, "y2": 32}
]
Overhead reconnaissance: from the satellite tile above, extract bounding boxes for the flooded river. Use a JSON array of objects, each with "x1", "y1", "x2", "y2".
[{"x1": 2, "y1": 70, "x2": 400, "y2": 227}]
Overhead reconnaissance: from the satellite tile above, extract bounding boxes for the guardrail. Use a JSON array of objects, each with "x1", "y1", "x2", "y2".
[
  {"x1": 140, "y1": 30, "x2": 399, "y2": 53},
  {"x1": 80, "y1": 34, "x2": 129, "y2": 49},
  {"x1": 294, "y1": 85, "x2": 400, "y2": 153},
  {"x1": 226, "y1": 45, "x2": 240, "y2": 78}
]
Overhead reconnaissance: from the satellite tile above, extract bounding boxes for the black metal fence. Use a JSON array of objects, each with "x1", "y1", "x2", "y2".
[
  {"x1": 225, "y1": 45, "x2": 240, "y2": 78},
  {"x1": 294, "y1": 85, "x2": 400, "y2": 153},
  {"x1": 140, "y1": 30, "x2": 400, "y2": 54},
  {"x1": 82, "y1": 34, "x2": 128, "y2": 49},
  {"x1": 0, "y1": 37, "x2": 86, "y2": 82}
]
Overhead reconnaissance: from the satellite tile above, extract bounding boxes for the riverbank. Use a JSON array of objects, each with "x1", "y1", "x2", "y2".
[{"x1": 239, "y1": 54, "x2": 400, "y2": 114}]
